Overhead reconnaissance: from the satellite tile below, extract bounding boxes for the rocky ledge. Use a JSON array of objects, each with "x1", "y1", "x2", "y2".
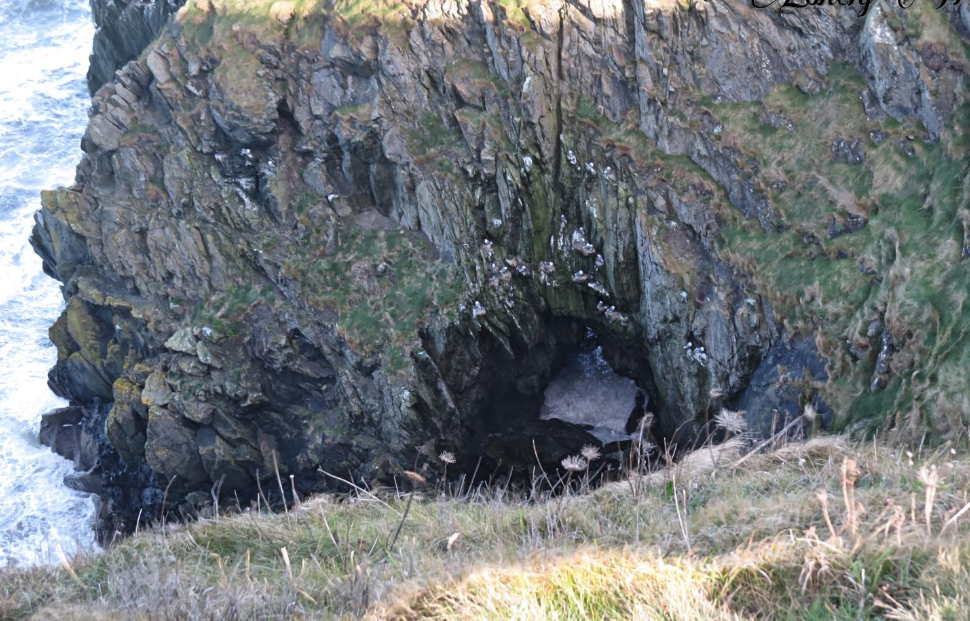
[{"x1": 33, "y1": 0, "x2": 970, "y2": 535}]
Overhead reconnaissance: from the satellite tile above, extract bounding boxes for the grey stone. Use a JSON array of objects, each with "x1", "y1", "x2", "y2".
[
  {"x1": 141, "y1": 372, "x2": 173, "y2": 407},
  {"x1": 145, "y1": 406, "x2": 206, "y2": 482},
  {"x1": 165, "y1": 328, "x2": 197, "y2": 354}
]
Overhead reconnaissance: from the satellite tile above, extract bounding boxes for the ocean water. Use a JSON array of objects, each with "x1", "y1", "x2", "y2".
[
  {"x1": 0, "y1": 0, "x2": 97, "y2": 566},
  {"x1": 540, "y1": 328, "x2": 641, "y2": 444}
]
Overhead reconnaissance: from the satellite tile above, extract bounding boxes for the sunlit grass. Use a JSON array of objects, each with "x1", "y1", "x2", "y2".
[{"x1": 4, "y1": 436, "x2": 970, "y2": 620}]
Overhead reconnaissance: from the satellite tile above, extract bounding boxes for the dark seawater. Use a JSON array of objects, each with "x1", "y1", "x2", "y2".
[
  {"x1": 0, "y1": 0, "x2": 97, "y2": 566},
  {"x1": 540, "y1": 328, "x2": 639, "y2": 444}
]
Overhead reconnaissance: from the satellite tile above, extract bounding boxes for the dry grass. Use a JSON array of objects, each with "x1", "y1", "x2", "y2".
[
  {"x1": 384, "y1": 550, "x2": 742, "y2": 621},
  {"x1": 3, "y1": 435, "x2": 970, "y2": 620}
]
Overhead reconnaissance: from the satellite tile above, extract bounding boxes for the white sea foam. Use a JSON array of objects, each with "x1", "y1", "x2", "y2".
[
  {"x1": 0, "y1": 0, "x2": 97, "y2": 567},
  {"x1": 539, "y1": 328, "x2": 640, "y2": 443}
]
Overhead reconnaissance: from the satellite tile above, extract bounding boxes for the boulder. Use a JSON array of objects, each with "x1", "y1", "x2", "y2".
[
  {"x1": 197, "y1": 427, "x2": 254, "y2": 492},
  {"x1": 39, "y1": 406, "x2": 100, "y2": 472},
  {"x1": 38, "y1": 406, "x2": 84, "y2": 462},
  {"x1": 145, "y1": 406, "x2": 207, "y2": 482},
  {"x1": 141, "y1": 372, "x2": 173, "y2": 407},
  {"x1": 165, "y1": 328, "x2": 197, "y2": 354}
]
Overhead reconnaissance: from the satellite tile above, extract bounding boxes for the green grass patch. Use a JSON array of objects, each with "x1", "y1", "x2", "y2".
[
  {"x1": 710, "y1": 63, "x2": 970, "y2": 435},
  {"x1": 280, "y1": 224, "x2": 463, "y2": 372}
]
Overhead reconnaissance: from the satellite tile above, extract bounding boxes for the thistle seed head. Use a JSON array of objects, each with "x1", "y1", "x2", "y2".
[
  {"x1": 802, "y1": 403, "x2": 818, "y2": 422},
  {"x1": 635, "y1": 412, "x2": 655, "y2": 434},
  {"x1": 714, "y1": 408, "x2": 747, "y2": 435},
  {"x1": 918, "y1": 464, "x2": 941, "y2": 488},
  {"x1": 561, "y1": 455, "x2": 587, "y2": 472}
]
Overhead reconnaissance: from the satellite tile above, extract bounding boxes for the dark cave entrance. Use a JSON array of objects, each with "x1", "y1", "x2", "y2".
[{"x1": 463, "y1": 317, "x2": 659, "y2": 477}]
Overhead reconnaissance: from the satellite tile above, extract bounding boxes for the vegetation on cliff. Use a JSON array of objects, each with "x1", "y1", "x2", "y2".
[
  {"x1": 31, "y1": 0, "x2": 970, "y2": 541},
  {"x1": 711, "y1": 55, "x2": 970, "y2": 437}
]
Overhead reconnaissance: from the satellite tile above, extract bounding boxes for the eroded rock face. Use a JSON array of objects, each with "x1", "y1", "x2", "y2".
[
  {"x1": 87, "y1": 0, "x2": 187, "y2": 94},
  {"x1": 33, "y1": 0, "x2": 968, "y2": 535}
]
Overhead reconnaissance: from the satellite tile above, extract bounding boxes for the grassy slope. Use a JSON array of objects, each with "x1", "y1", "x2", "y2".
[
  {"x1": 711, "y1": 53, "x2": 970, "y2": 436},
  {"x1": 661, "y1": 4, "x2": 970, "y2": 441},
  {"x1": 4, "y1": 436, "x2": 970, "y2": 620}
]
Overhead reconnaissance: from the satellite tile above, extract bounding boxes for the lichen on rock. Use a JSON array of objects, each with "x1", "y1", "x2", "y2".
[{"x1": 32, "y1": 0, "x2": 970, "y2": 535}]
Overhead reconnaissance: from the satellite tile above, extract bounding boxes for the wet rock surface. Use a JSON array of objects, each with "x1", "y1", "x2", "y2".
[
  {"x1": 39, "y1": 406, "x2": 86, "y2": 465},
  {"x1": 32, "y1": 0, "x2": 970, "y2": 536},
  {"x1": 730, "y1": 336, "x2": 830, "y2": 439}
]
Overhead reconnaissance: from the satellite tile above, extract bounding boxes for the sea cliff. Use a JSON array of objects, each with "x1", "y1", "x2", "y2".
[{"x1": 32, "y1": 0, "x2": 970, "y2": 532}]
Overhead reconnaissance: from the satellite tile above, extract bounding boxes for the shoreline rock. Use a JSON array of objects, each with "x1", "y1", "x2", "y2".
[{"x1": 33, "y1": 0, "x2": 969, "y2": 536}]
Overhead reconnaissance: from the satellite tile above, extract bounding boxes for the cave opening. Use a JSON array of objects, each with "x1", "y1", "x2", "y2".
[{"x1": 464, "y1": 318, "x2": 660, "y2": 478}]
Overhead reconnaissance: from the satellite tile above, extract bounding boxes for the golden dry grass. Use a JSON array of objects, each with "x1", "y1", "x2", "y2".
[{"x1": 3, "y1": 435, "x2": 970, "y2": 620}]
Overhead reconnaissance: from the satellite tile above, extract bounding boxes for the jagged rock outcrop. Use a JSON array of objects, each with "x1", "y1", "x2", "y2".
[
  {"x1": 87, "y1": 0, "x2": 186, "y2": 93},
  {"x1": 34, "y1": 0, "x2": 970, "y2": 534}
]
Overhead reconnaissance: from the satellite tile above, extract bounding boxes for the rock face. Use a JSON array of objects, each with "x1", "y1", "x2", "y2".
[
  {"x1": 87, "y1": 0, "x2": 187, "y2": 93},
  {"x1": 33, "y1": 0, "x2": 970, "y2": 534}
]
